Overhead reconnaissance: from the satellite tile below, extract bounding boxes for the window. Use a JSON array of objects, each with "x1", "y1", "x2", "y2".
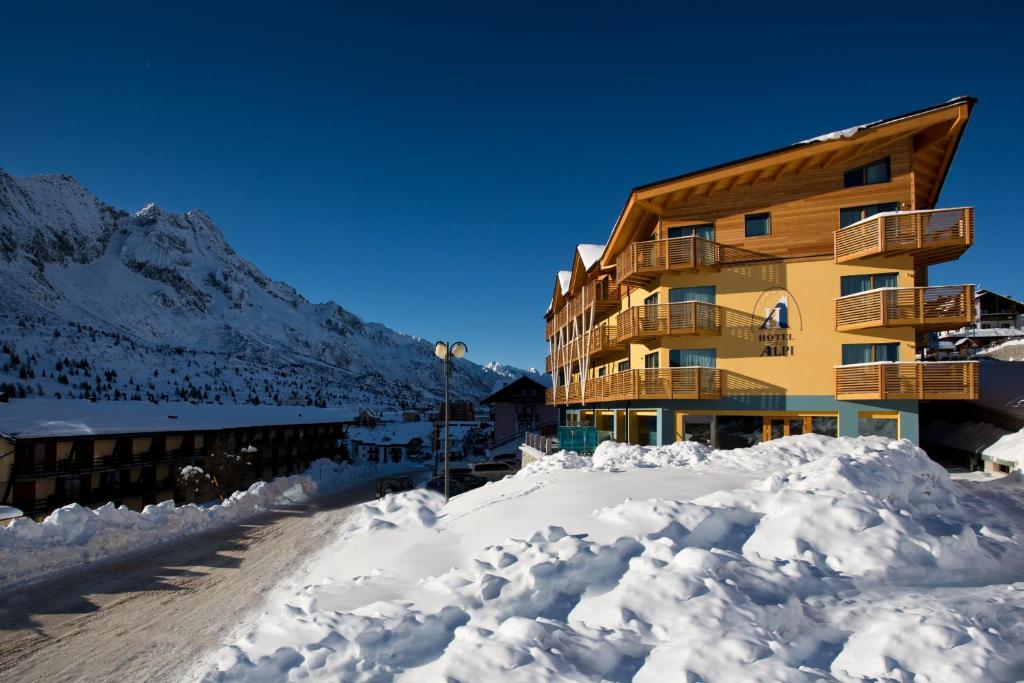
[
  {"x1": 669, "y1": 348, "x2": 717, "y2": 368},
  {"x1": 839, "y1": 202, "x2": 899, "y2": 229},
  {"x1": 667, "y1": 223, "x2": 715, "y2": 240},
  {"x1": 840, "y1": 273, "x2": 898, "y2": 296},
  {"x1": 644, "y1": 352, "x2": 659, "y2": 369},
  {"x1": 597, "y1": 366, "x2": 607, "y2": 377},
  {"x1": 841, "y1": 342, "x2": 900, "y2": 365},
  {"x1": 644, "y1": 292, "x2": 660, "y2": 306},
  {"x1": 669, "y1": 286, "x2": 716, "y2": 304},
  {"x1": 745, "y1": 212, "x2": 771, "y2": 237},
  {"x1": 843, "y1": 157, "x2": 891, "y2": 187},
  {"x1": 811, "y1": 416, "x2": 839, "y2": 437},
  {"x1": 859, "y1": 413, "x2": 898, "y2": 439},
  {"x1": 617, "y1": 360, "x2": 630, "y2": 372},
  {"x1": 715, "y1": 415, "x2": 763, "y2": 449}
]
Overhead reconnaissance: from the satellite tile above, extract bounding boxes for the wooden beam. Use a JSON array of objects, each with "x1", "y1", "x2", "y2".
[{"x1": 636, "y1": 199, "x2": 664, "y2": 216}]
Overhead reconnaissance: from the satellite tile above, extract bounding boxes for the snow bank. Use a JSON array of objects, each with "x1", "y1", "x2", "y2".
[
  {"x1": 0, "y1": 474, "x2": 314, "y2": 588},
  {"x1": 0, "y1": 458, "x2": 424, "y2": 588},
  {"x1": 981, "y1": 427, "x2": 1024, "y2": 470},
  {"x1": 203, "y1": 435, "x2": 1024, "y2": 681},
  {"x1": 525, "y1": 433, "x2": 857, "y2": 474}
]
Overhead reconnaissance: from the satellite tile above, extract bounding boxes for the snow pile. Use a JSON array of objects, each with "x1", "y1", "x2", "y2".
[
  {"x1": 0, "y1": 457, "x2": 425, "y2": 588},
  {"x1": 0, "y1": 474, "x2": 315, "y2": 588},
  {"x1": 516, "y1": 449, "x2": 593, "y2": 475},
  {"x1": 980, "y1": 427, "x2": 1024, "y2": 470},
  {"x1": 351, "y1": 489, "x2": 444, "y2": 532},
  {"x1": 306, "y1": 457, "x2": 429, "y2": 495},
  {"x1": 530, "y1": 434, "x2": 853, "y2": 474},
  {"x1": 979, "y1": 338, "x2": 1024, "y2": 361},
  {"x1": 203, "y1": 436, "x2": 1024, "y2": 681}
]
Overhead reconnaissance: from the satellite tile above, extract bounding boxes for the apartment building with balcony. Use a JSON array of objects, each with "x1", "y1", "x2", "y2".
[
  {"x1": 0, "y1": 400, "x2": 353, "y2": 518},
  {"x1": 545, "y1": 97, "x2": 979, "y2": 449}
]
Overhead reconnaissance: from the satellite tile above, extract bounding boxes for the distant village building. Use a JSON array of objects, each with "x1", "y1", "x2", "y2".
[
  {"x1": 936, "y1": 289, "x2": 1024, "y2": 356},
  {"x1": 482, "y1": 376, "x2": 558, "y2": 455},
  {"x1": 975, "y1": 289, "x2": 1024, "y2": 330},
  {"x1": 0, "y1": 401, "x2": 354, "y2": 519},
  {"x1": 435, "y1": 400, "x2": 476, "y2": 423}
]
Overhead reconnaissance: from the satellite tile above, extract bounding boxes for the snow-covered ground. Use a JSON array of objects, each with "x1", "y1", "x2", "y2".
[
  {"x1": 201, "y1": 435, "x2": 1024, "y2": 681},
  {"x1": 0, "y1": 458, "x2": 428, "y2": 589}
]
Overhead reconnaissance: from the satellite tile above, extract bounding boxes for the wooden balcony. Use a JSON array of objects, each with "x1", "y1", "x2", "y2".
[
  {"x1": 835, "y1": 285, "x2": 975, "y2": 333},
  {"x1": 547, "y1": 279, "x2": 621, "y2": 341},
  {"x1": 615, "y1": 236, "x2": 764, "y2": 287},
  {"x1": 547, "y1": 324, "x2": 627, "y2": 374},
  {"x1": 834, "y1": 361, "x2": 979, "y2": 401},
  {"x1": 614, "y1": 301, "x2": 721, "y2": 343},
  {"x1": 546, "y1": 367, "x2": 722, "y2": 406},
  {"x1": 833, "y1": 207, "x2": 973, "y2": 266}
]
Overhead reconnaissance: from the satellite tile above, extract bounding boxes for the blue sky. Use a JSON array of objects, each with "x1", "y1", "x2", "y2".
[{"x1": 1, "y1": 1, "x2": 1020, "y2": 370}]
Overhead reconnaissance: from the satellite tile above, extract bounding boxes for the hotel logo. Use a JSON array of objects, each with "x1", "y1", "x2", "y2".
[{"x1": 753, "y1": 288, "x2": 801, "y2": 356}]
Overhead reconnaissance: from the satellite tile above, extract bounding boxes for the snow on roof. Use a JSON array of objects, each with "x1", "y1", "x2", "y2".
[
  {"x1": 942, "y1": 327, "x2": 1024, "y2": 340},
  {"x1": 0, "y1": 506, "x2": 23, "y2": 521},
  {"x1": 557, "y1": 271, "x2": 571, "y2": 295},
  {"x1": 798, "y1": 123, "x2": 878, "y2": 145},
  {"x1": 0, "y1": 399, "x2": 360, "y2": 440},
  {"x1": 576, "y1": 244, "x2": 605, "y2": 271}
]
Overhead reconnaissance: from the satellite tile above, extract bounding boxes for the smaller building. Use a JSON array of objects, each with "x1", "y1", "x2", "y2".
[
  {"x1": 0, "y1": 400, "x2": 355, "y2": 518},
  {"x1": 437, "y1": 400, "x2": 476, "y2": 423},
  {"x1": 975, "y1": 289, "x2": 1024, "y2": 330},
  {"x1": 347, "y1": 421, "x2": 432, "y2": 465},
  {"x1": 482, "y1": 376, "x2": 558, "y2": 456}
]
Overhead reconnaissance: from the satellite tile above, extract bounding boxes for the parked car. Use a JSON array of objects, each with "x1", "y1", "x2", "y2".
[
  {"x1": 376, "y1": 476, "x2": 416, "y2": 498},
  {"x1": 424, "y1": 473, "x2": 487, "y2": 497},
  {"x1": 493, "y1": 454, "x2": 521, "y2": 467},
  {"x1": 470, "y1": 461, "x2": 517, "y2": 482}
]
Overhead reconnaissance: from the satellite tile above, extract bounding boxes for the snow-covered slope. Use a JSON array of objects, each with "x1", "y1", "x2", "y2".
[
  {"x1": 0, "y1": 169, "x2": 540, "y2": 408},
  {"x1": 201, "y1": 435, "x2": 1024, "y2": 681}
]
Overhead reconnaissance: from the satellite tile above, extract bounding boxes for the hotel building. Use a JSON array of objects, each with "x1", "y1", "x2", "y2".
[{"x1": 545, "y1": 97, "x2": 978, "y2": 449}]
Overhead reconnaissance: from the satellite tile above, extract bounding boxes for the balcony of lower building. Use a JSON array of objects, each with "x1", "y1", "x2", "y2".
[
  {"x1": 546, "y1": 367, "x2": 722, "y2": 406},
  {"x1": 546, "y1": 279, "x2": 621, "y2": 341},
  {"x1": 614, "y1": 301, "x2": 721, "y2": 343},
  {"x1": 833, "y1": 207, "x2": 973, "y2": 266},
  {"x1": 834, "y1": 361, "x2": 978, "y2": 401},
  {"x1": 547, "y1": 324, "x2": 628, "y2": 375},
  {"x1": 835, "y1": 285, "x2": 975, "y2": 333},
  {"x1": 614, "y1": 236, "x2": 765, "y2": 287}
]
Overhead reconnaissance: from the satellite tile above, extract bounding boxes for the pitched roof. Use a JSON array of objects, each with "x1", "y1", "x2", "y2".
[
  {"x1": 481, "y1": 375, "x2": 549, "y2": 404},
  {"x1": 600, "y1": 96, "x2": 976, "y2": 267}
]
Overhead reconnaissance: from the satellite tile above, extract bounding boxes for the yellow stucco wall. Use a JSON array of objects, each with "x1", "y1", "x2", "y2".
[{"x1": 586, "y1": 255, "x2": 918, "y2": 396}]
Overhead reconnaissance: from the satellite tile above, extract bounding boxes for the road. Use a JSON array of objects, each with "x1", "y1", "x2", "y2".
[{"x1": 0, "y1": 479, "x2": 389, "y2": 683}]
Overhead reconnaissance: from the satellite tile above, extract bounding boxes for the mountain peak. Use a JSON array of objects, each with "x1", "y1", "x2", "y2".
[{"x1": 133, "y1": 202, "x2": 163, "y2": 222}]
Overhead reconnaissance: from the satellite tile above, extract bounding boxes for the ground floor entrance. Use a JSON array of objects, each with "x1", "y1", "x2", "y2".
[{"x1": 563, "y1": 400, "x2": 912, "y2": 449}]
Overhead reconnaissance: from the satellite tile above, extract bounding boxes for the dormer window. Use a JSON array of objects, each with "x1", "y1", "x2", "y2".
[{"x1": 844, "y1": 157, "x2": 891, "y2": 187}]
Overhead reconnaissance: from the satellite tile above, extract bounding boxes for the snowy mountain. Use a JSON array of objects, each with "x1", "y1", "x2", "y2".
[{"x1": 0, "y1": 169, "x2": 542, "y2": 409}]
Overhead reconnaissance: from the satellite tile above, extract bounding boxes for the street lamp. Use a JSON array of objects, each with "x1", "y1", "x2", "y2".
[{"x1": 434, "y1": 340, "x2": 467, "y2": 502}]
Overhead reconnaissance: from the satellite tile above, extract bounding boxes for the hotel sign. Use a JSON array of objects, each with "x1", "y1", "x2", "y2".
[{"x1": 753, "y1": 288, "x2": 801, "y2": 357}]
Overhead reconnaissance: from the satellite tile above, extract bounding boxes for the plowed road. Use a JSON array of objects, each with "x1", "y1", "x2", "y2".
[{"x1": 0, "y1": 480, "x2": 387, "y2": 682}]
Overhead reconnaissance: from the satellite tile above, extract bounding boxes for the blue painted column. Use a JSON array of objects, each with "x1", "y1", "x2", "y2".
[{"x1": 656, "y1": 408, "x2": 675, "y2": 446}]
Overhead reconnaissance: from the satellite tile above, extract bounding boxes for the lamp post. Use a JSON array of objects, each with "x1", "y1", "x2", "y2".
[{"x1": 434, "y1": 340, "x2": 467, "y2": 502}]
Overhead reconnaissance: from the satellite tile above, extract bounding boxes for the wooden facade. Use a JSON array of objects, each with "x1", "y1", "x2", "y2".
[
  {"x1": 0, "y1": 421, "x2": 349, "y2": 519},
  {"x1": 544, "y1": 98, "x2": 979, "y2": 446}
]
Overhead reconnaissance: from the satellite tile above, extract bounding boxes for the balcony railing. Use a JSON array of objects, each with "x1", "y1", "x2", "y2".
[
  {"x1": 833, "y1": 207, "x2": 973, "y2": 265},
  {"x1": 835, "y1": 285, "x2": 975, "y2": 332},
  {"x1": 547, "y1": 279, "x2": 621, "y2": 341},
  {"x1": 546, "y1": 367, "x2": 722, "y2": 405},
  {"x1": 615, "y1": 236, "x2": 764, "y2": 286},
  {"x1": 547, "y1": 323, "x2": 627, "y2": 374},
  {"x1": 834, "y1": 361, "x2": 979, "y2": 401},
  {"x1": 614, "y1": 301, "x2": 721, "y2": 343}
]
